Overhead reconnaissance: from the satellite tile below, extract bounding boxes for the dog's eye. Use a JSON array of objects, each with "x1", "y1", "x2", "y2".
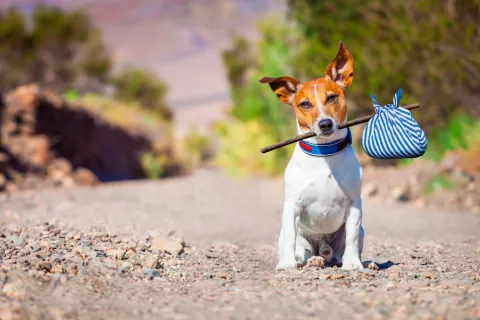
[
  {"x1": 326, "y1": 94, "x2": 338, "y2": 104},
  {"x1": 298, "y1": 101, "x2": 312, "y2": 109}
]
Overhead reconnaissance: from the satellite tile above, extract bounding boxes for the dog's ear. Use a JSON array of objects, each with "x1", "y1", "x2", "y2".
[
  {"x1": 259, "y1": 76, "x2": 301, "y2": 105},
  {"x1": 325, "y1": 41, "x2": 354, "y2": 90}
]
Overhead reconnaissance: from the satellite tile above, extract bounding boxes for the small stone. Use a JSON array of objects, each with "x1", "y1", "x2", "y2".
[
  {"x1": 40, "y1": 262, "x2": 52, "y2": 272},
  {"x1": 30, "y1": 243, "x2": 42, "y2": 252},
  {"x1": 368, "y1": 262, "x2": 379, "y2": 270},
  {"x1": 362, "y1": 183, "x2": 378, "y2": 198},
  {"x1": 330, "y1": 274, "x2": 345, "y2": 280},
  {"x1": 415, "y1": 198, "x2": 426, "y2": 208},
  {"x1": 72, "y1": 168, "x2": 99, "y2": 186},
  {"x1": 73, "y1": 235, "x2": 81, "y2": 240},
  {"x1": 50, "y1": 264, "x2": 65, "y2": 274},
  {"x1": 140, "y1": 256, "x2": 163, "y2": 269},
  {"x1": 78, "y1": 238, "x2": 92, "y2": 247},
  {"x1": 128, "y1": 254, "x2": 142, "y2": 266},
  {"x1": 2, "y1": 282, "x2": 28, "y2": 300},
  {"x1": 121, "y1": 261, "x2": 133, "y2": 271},
  {"x1": 151, "y1": 236, "x2": 184, "y2": 256},
  {"x1": 142, "y1": 268, "x2": 160, "y2": 278},
  {"x1": 425, "y1": 273, "x2": 435, "y2": 279},
  {"x1": 13, "y1": 237, "x2": 24, "y2": 246},
  {"x1": 105, "y1": 249, "x2": 126, "y2": 260},
  {"x1": 0, "y1": 174, "x2": 7, "y2": 192},
  {"x1": 392, "y1": 185, "x2": 410, "y2": 202}
]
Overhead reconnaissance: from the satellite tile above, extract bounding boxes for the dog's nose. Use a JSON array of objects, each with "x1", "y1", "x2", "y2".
[{"x1": 318, "y1": 119, "x2": 333, "y2": 131}]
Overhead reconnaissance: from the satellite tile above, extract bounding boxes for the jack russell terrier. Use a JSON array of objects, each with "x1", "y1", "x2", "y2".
[{"x1": 260, "y1": 41, "x2": 365, "y2": 271}]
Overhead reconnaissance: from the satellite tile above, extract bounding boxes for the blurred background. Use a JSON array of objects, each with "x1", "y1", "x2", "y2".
[{"x1": 0, "y1": 0, "x2": 479, "y2": 213}]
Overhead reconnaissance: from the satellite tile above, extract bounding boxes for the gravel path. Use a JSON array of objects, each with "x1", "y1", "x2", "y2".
[{"x1": 1, "y1": 169, "x2": 479, "y2": 320}]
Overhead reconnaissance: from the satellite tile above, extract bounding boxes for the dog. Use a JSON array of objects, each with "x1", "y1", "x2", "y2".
[{"x1": 259, "y1": 41, "x2": 364, "y2": 271}]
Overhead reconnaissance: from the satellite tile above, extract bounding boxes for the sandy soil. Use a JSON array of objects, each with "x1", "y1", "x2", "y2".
[{"x1": 0, "y1": 169, "x2": 479, "y2": 319}]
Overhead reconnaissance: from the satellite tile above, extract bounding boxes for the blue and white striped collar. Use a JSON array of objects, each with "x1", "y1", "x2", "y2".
[{"x1": 298, "y1": 129, "x2": 352, "y2": 157}]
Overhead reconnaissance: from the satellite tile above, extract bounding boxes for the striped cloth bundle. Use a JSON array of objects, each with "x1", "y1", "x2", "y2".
[{"x1": 361, "y1": 89, "x2": 427, "y2": 159}]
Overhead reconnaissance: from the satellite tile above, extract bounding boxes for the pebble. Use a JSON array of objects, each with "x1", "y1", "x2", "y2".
[
  {"x1": 142, "y1": 268, "x2": 161, "y2": 278},
  {"x1": 78, "y1": 238, "x2": 92, "y2": 247},
  {"x1": 105, "y1": 249, "x2": 126, "y2": 260},
  {"x1": 13, "y1": 237, "x2": 25, "y2": 246},
  {"x1": 140, "y1": 256, "x2": 163, "y2": 269},
  {"x1": 50, "y1": 264, "x2": 65, "y2": 274},
  {"x1": 152, "y1": 236, "x2": 184, "y2": 256}
]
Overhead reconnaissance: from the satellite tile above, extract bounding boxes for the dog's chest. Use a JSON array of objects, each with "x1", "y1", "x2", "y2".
[
  {"x1": 297, "y1": 171, "x2": 350, "y2": 234},
  {"x1": 285, "y1": 148, "x2": 359, "y2": 235}
]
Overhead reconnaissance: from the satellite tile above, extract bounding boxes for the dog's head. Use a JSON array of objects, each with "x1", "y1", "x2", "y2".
[{"x1": 259, "y1": 41, "x2": 354, "y2": 139}]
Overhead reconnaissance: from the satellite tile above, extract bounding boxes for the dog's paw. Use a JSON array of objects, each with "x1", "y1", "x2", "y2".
[
  {"x1": 341, "y1": 258, "x2": 364, "y2": 271},
  {"x1": 306, "y1": 256, "x2": 325, "y2": 268}
]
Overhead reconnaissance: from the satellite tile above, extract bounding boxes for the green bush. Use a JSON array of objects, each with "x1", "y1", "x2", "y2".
[
  {"x1": 141, "y1": 152, "x2": 163, "y2": 180},
  {"x1": 112, "y1": 67, "x2": 172, "y2": 121},
  {"x1": 214, "y1": 119, "x2": 294, "y2": 178},
  {"x1": 0, "y1": 6, "x2": 111, "y2": 93},
  {"x1": 424, "y1": 174, "x2": 455, "y2": 194},
  {"x1": 287, "y1": 0, "x2": 480, "y2": 132},
  {"x1": 215, "y1": 17, "x2": 303, "y2": 177},
  {"x1": 217, "y1": 1, "x2": 480, "y2": 177}
]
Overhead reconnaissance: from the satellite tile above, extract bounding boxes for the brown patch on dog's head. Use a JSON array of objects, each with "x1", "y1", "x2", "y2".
[{"x1": 259, "y1": 41, "x2": 354, "y2": 133}]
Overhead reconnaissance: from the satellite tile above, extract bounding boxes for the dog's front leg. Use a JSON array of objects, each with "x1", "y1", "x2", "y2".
[
  {"x1": 342, "y1": 198, "x2": 364, "y2": 270},
  {"x1": 276, "y1": 201, "x2": 299, "y2": 270}
]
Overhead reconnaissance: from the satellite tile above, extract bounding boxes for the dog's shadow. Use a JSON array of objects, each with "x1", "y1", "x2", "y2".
[{"x1": 362, "y1": 260, "x2": 399, "y2": 271}]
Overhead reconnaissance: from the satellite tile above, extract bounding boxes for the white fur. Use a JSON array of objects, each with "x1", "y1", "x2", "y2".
[{"x1": 276, "y1": 114, "x2": 364, "y2": 271}]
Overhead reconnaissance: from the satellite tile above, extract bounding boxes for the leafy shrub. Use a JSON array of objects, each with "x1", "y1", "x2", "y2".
[
  {"x1": 140, "y1": 152, "x2": 163, "y2": 179},
  {"x1": 0, "y1": 6, "x2": 110, "y2": 93},
  {"x1": 112, "y1": 67, "x2": 172, "y2": 121},
  {"x1": 287, "y1": 0, "x2": 480, "y2": 132},
  {"x1": 424, "y1": 174, "x2": 455, "y2": 194},
  {"x1": 214, "y1": 119, "x2": 294, "y2": 178},
  {"x1": 177, "y1": 127, "x2": 214, "y2": 170},
  {"x1": 216, "y1": 17, "x2": 303, "y2": 177}
]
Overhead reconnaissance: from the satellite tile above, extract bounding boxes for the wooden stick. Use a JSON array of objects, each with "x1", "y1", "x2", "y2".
[{"x1": 260, "y1": 103, "x2": 420, "y2": 154}]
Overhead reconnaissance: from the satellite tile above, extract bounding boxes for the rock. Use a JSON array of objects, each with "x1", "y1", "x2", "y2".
[
  {"x1": 128, "y1": 253, "x2": 142, "y2": 266},
  {"x1": 140, "y1": 256, "x2": 163, "y2": 269},
  {"x1": 368, "y1": 262, "x2": 379, "y2": 270},
  {"x1": 78, "y1": 238, "x2": 92, "y2": 247},
  {"x1": 13, "y1": 237, "x2": 24, "y2": 246},
  {"x1": 2, "y1": 282, "x2": 28, "y2": 300},
  {"x1": 415, "y1": 198, "x2": 426, "y2": 208},
  {"x1": 0, "y1": 174, "x2": 6, "y2": 192},
  {"x1": 362, "y1": 183, "x2": 378, "y2": 199},
  {"x1": 105, "y1": 249, "x2": 126, "y2": 260},
  {"x1": 47, "y1": 158, "x2": 73, "y2": 183},
  {"x1": 40, "y1": 262, "x2": 52, "y2": 272},
  {"x1": 121, "y1": 261, "x2": 133, "y2": 271},
  {"x1": 72, "y1": 168, "x2": 99, "y2": 186},
  {"x1": 391, "y1": 184, "x2": 410, "y2": 202},
  {"x1": 151, "y1": 236, "x2": 184, "y2": 256},
  {"x1": 50, "y1": 264, "x2": 65, "y2": 274},
  {"x1": 29, "y1": 243, "x2": 42, "y2": 252},
  {"x1": 0, "y1": 152, "x2": 10, "y2": 172},
  {"x1": 439, "y1": 151, "x2": 461, "y2": 173},
  {"x1": 330, "y1": 274, "x2": 345, "y2": 280},
  {"x1": 142, "y1": 268, "x2": 160, "y2": 278},
  {"x1": 5, "y1": 182, "x2": 17, "y2": 193}
]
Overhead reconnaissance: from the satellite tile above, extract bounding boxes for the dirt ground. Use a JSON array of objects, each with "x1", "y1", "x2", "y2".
[{"x1": 1, "y1": 169, "x2": 479, "y2": 320}]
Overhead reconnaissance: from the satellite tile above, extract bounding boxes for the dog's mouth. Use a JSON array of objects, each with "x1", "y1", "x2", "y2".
[{"x1": 320, "y1": 129, "x2": 335, "y2": 137}]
